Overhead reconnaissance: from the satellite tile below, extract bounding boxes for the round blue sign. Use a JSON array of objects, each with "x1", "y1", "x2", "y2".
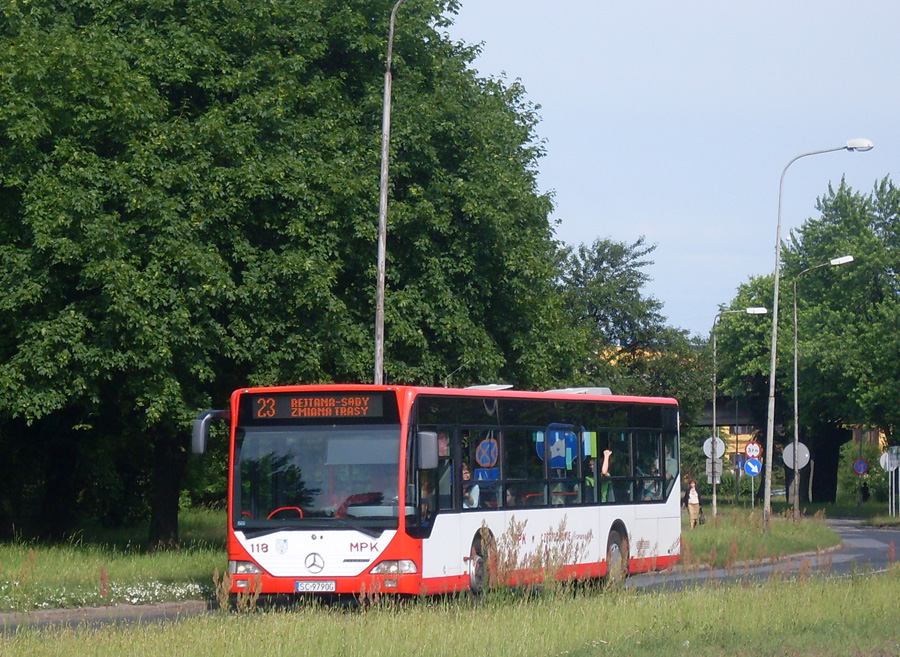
[
  {"x1": 744, "y1": 458, "x2": 762, "y2": 477},
  {"x1": 853, "y1": 458, "x2": 869, "y2": 475}
]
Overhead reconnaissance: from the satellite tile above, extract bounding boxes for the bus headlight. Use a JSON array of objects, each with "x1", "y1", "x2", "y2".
[
  {"x1": 370, "y1": 560, "x2": 417, "y2": 575},
  {"x1": 229, "y1": 560, "x2": 264, "y2": 575}
]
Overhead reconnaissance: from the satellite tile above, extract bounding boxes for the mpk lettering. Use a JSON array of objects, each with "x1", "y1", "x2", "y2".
[{"x1": 349, "y1": 542, "x2": 380, "y2": 553}]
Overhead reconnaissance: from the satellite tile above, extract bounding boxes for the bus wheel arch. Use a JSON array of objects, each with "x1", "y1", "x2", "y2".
[{"x1": 604, "y1": 523, "x2": 629, "y2": 586}]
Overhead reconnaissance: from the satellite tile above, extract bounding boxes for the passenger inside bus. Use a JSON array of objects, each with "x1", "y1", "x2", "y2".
[
  {"x1": 462, "y1": 462, "x2": 480, "y2": 508},
  {"x1": 436, "y1": 431, "x2": 453, "y2": 509},
  {"x1": 640, "y1": 463, "x2": 661, "y2": 500},
  {"x1": 598, "y1": 449, "x2": 613, "y2": 502},
  {"x1": 505, "y1": 486, "x2": 519, "y2": 507},
  {"x1": 419, "y1": 474, "x2": 435, "y2": 520},
  {"x1": 581, "y1": 449, "x2": 612, "y2": 503}
]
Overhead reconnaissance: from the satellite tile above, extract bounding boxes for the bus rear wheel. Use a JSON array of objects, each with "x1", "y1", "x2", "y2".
[{"x1": 604, "y1": 529, "x2": 627, "y2": 587}]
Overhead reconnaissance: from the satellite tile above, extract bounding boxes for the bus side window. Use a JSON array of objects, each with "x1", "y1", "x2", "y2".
[
  {"x1": 634, "y1": 430, "x2": 662, "y2": 503},
  {"x1": 663, "y1": 435, "x2": 679, "y2": 498},
  {"x1": 479, "y1": 484, "x2": 501, "y2": 508},
  {"x1": 523, "y1": 484, "x2": 547, "y2": 506},
  {"x1": 611, "y1": 479, "x2": 633, "y2": 502}
]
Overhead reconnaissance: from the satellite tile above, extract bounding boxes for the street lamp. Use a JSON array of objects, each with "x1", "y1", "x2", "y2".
[
  {"x1": 711, "y1": 306, "x2": 768, "y2": 517},
  {"x1": 763, "y1": 139, "x2": 873, "y2": 530},
  {"x1": 374, "y1": 0, "x2": 407, "y2": 385},
  {"x1": 791, "y1": 255, "x2": 854, "y2": 518}
]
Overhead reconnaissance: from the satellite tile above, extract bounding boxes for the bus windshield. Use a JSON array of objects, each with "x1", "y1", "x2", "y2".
[{"x1": 233, "y1": 424, "x2": 404, "y2": 532}]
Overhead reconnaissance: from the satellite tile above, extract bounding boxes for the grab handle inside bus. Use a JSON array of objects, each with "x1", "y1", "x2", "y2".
[
  {"x1": 192, "y1": 409, "x2": 230, "y2": 455},
  {"x1": 417, "y1": 431, "x2": 439, "y2": 470}
]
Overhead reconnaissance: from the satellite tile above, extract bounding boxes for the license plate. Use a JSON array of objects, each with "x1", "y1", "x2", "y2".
[{"x1": 295, "y1": 580, "x2": 336, "y2": 592}]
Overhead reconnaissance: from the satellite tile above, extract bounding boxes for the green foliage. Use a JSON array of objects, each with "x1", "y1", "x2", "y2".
[
  {"x1": 0, "y1": 0, "x2": 716, "y2": 539},
  {"x1": 0, "y1": 0, "x2": 580, "y2": 540},
  {"x1": 679, "y1": 425, "x2": 709, "y2": 485},
  {"x1": 784, "y1": 179, "x2": 900, "y2": 440},
  {"x1": 718, "y1": 177, "x2": 900, "y2": 501},
  {"x1": 837, "y1": 440, "x2": 887, "y2": 503},
  {"x1": 557, "y1": 237, "x2": 665, "y2": 350},
  {"x1": 555, "y1": 237, "x2": 708, "y2": 422}
]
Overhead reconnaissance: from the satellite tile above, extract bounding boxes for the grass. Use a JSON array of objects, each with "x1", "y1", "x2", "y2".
[
  {"x1": 0, "y1": 508, "x2": 224, "y2": 612},
  {"x1": 727, "y1": 496, "x2": 888, "y2": 519},
  {"x1": 864, "y1": 515, "x2": 900, "y2": 528},
  {"x1": 680, "y1": 508, "x2": 840, "y2": 568},
  {"x1": 722, "y1": 495, "x2": 900, "y2": 527},
  {"x1": 4, "y1": 505, "x2": 896, "y2": 656},
  {"x1": 4, "y1": 568, "x2": 900, "y2": 656},
  {"x1": 0, "y1": 505, "x2": 840, "y2": 613}
]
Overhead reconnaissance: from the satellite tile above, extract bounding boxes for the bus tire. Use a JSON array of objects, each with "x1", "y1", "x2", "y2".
[
  {"x1": 468, "y1": 529, "x2": 494, "y2": 594},
  {"x1": 604, "y1": 529, "x2": 627, "y2": 587}
]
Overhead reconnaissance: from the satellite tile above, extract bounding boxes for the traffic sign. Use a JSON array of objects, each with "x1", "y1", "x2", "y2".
[
  {"x1": 476, "y1": 438, "x2": 499, "y2": 467},
  {"x1": 705, "y1": 458, "x2": 724, "y2": 475},
  {"x1": 880, "y1": 451, "x2": 900, "y2": 472},
  {"x1": 853, "y1": 458, "x2": 869, "y2": 475},
  {"x1": 744, "y1": 441, "x2": 762, "y2": 459},
  {"x1": 782, "y1": 442, "x2": 810, "y2": 469},
  {"x1": 744, "y1": 458, "x2": 762, "y2": 477},
  {"x1": 703, "y1": 437, "x2": 726, "y2": 459}
]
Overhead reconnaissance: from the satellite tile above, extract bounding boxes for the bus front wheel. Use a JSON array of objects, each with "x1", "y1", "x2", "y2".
[{"x1": 468, "y1": 529, "x2": 494, "y2": 594}]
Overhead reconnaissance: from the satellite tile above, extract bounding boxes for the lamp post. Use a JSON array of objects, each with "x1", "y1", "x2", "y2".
[
  {"x1": 791, "y1": 255, "x2": 854, "y2": 518},
  {"x1": 374, "y1": 0, "x2": 407, "y2": 385},
  {"x1": 763, "y1": 139, "x2": 873, "y2": 530},
  {"x1": 712, "y1": 306, "x2": 768, "y2": 517}
]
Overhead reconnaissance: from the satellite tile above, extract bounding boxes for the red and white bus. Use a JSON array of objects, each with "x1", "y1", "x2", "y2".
[{"x1": 193, "y1": 384, "x2": 681, "y2": 597}]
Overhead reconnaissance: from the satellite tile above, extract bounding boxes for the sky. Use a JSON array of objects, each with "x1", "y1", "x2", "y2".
[{"x1": 443, "y1": 1, "x2": 899, "y2": 336}]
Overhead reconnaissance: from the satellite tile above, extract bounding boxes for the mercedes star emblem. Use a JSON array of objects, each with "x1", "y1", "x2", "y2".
[{"x1": 305, "y1": 552, "x2": 325, "y2": 574}]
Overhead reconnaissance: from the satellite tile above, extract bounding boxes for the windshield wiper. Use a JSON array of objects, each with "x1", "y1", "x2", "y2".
[
  {"x1": 329, "y1": 517, "x2": 384, "y2": 538},
  {"x1": 241, "y1": 525, "x2": 296, "y2": 540},
  {"x1": 238, "y1": 519, "x2": 385, "y2": 540}
]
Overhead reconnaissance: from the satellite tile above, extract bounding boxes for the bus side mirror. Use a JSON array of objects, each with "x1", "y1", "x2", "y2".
[
  {"x1": 192, "y1": 409, "x2": 230, "y2": 455},
  {"x1": 417, "y1": 431, "x2": 439, "y2": 470}
]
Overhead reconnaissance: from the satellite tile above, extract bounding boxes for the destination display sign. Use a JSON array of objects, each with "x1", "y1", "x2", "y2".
[{"x1": 250, "y1": 392, "x2": 384, "y2": 420}]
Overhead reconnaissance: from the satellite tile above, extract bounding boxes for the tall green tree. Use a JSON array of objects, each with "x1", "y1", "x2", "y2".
[
  {"x1": 827, "y1": 179, "x2": 900, "y2": 442},
  {"x1": 777, "y1": 182, "x2": 870, "y2": 500},
  {"x1": 718, "y1": 178, "x2": 900, "y2": 502},
  {"x1": 556, "y1": 237, "x2": 708, "y2": 423},
  {"x1": 558, "y1": 237, "x2": 665, "y2": 351},
  {"x1": 0, "y1": 0, "x2": 578, "y2": 543},
  {"x1": 715, "y1": 274, "x2": 776, "y2": 423},
  {"x1": 713, "y1": 275, "x2": 777, "y2": 497}
]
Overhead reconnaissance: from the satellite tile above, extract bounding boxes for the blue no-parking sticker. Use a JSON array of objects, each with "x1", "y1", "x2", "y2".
[{"x1": 475, "y1": 437, "x2": 499, "y2": 468}]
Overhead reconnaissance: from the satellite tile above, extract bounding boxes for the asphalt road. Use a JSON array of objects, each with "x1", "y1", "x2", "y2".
[
  {"x1": 628, "y1": 518, "x2": 900, "y2": 590},
  {"x1": 0, "y1": 600, "x2": 210, "y2": 633},
  {"x1": 2, "y1": 519, "x2": 897, "y2": 632}
]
